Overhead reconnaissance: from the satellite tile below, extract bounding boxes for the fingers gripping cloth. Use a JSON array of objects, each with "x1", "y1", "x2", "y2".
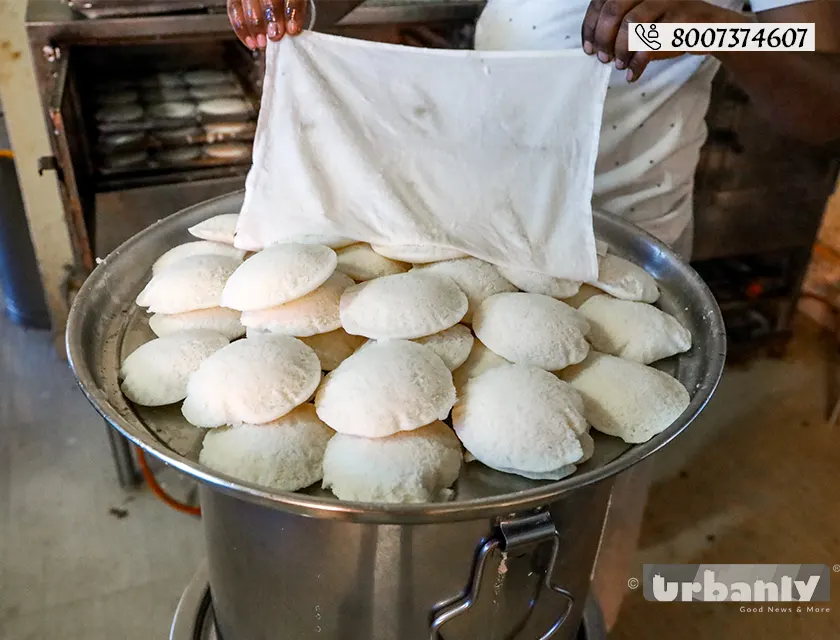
[{"x1": 237, "y1": 32, "x2": 610, "y2": 281}]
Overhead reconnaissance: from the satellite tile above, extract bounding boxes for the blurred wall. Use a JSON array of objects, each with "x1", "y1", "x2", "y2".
[
  {"x1": 800, "y1": 183, "x2": 840, "y2": 330},
  {"x1": 0, "y1": 0, "x2": 74, "y2": 342}
]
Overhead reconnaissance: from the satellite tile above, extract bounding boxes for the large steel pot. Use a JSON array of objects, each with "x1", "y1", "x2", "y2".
[
  {"x1": 67, "y1": 191, "x2": 725, "y2": 640},
  {"x1": 170, "y1": 562, "x2": 608, "y2": 640}
]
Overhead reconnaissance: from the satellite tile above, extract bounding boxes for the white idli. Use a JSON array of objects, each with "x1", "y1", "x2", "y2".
[
  {"x1": 322, "y1": 420, "x2": 462, "y2": 503},
  {"x1": 189, "y1": 83, "x2": 243, "y2": 100},
  {"x1": 300, "y1": 330, "x2": 366, "y2": 371},
  {"x1": 270, "y1": 234, "x2": 356, "y2": 250},
  {"x1": 199, "y1": 404, "x2": 334, "y2": 491},
  {"x1": 335, "y1": 244, "x2": 408, "y2": 282},
  {"x1": 148, "y1": 307, "x2": 245, "y2": 340},
  {"x1": 188, "y1": 213, "x2": 239, "y2": 245},
  {"x1": 415, "y1": 258, "x2": 517, "y2": 324},
  {"x1": 203, "y1": 143, "x2": 250, "y2": 160},
  {"x1": 578, "y1": 431, "x2": 595, "y2": 464},
  {"x1": 136, "y1": 254, "x2": 239, "y2": 314},
  {"x1": 370, "y1": 244, "x2": 468, "y2": 264},
  {"x1": 578, "y1": 295, "x2": 692, "y2": 364},
  {"x1": 119, "y1": 330, "x2": 229, "y2": 406},
  {"x1": 152, "y1": 240, "x2": 245, "y2": 274},
  {"x1": 204, "y1": 121, "x2": 256, "y2": 141},
  {"x1": 198, "y1": 97, "x2": 250, "y2": 116},
  {"x1": 185, "y1": 69, "x2": 234, "y2": 85},
  {"x1": 496, "y1": 265, "x2": 581, "y2": 299},
  {"x1": 560, "y1": 351, "x2": 690, "y2": 444},
  {"x1": 451, "y1": 339, "x2": 510, "y2": 390},
  {"x1": 221, "y1": 243, "x2": 337, "y2": 311},
  {"x1": 591, "y1": 254, "x2": 660, "y2": 303},
  {"x1": 315, "y1": 340, "x2": 455, "y2": 438},
  {"x1": 240, "y1": 272, "x2": 353, "y2": 337},
  {"x1": 340, "y1": 271, "x2": 468, "y2": 340},
  {"x1": 560, "y1": 284, "x2": 604, "y2": 309},
  {"x1": 452, "y1": 364, "x2": 586, "y2": 477},
  {"x1": 413, "y1": 325, "x2": 474, "y2": 371},
  {"x1": 182, "y1": 335, "x2": 321, "y2": 428},
  {"x1": 472, "y1": 293, "x2": 590, "y2": 371},
  {"x1": 157, "y1": 147, "x2": 202, "y2": 164},
  {"x1": 148, "y1": 101, "x2": 196, "y2": 120}
]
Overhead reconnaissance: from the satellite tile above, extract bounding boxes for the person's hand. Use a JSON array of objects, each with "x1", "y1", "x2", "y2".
[
  {"x1": 227, "y1": 0, "x2": 310, "y2": 50},
  {"x1": 581, "y1": 0, "x2": 747, "y2": 82}
]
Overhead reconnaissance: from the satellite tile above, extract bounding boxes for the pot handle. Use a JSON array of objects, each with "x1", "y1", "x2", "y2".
[{"x1": 429, "y1": 512, "x2": 574, "y2": 640}]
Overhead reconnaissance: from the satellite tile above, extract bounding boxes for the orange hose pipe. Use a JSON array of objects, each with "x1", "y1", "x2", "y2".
[{"x1": 135, "y1": 446, "x2": 202, "y2": 517}]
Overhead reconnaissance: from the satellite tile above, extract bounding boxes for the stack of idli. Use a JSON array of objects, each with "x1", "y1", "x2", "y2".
[{"x1": 120, "y1": 216, "x2": 694, "y2": 504}]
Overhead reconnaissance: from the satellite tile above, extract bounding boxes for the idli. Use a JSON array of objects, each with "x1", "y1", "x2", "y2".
[
  {"x1": 221, "y1": 243, "x2": 337, "y2": 311},
  {"x1": 199, "y1": 404, "x2": 334, "y2": 491},
  {"x1": 188, "y1": 213, "x2": 239, "y2": 245},
  {"x1": 240, "y1": 272, "x2": 353, "y2": 337},
  {"x1": 452, "y1": 364, "x2": 587, "y2": 477},
  {"x1": 591, "y1": 254, "x2": 659, "y2": 303},
  {"x1": 149, "y1": 307, "x2": 245, "y2": 340},
  {"x1": 578, "y1": 295, "x2": 691, "y2": 364},
  {"x1": 340, "y1": 271, "x2": 467, "y2": 340},
  {"x1": 315, "y1": 340, "x2": 455, "y2": 438},
  {"x1": 560, "y1": 351, "x2": 689, "y2": 444},
  {"x1": 322, "y1": 421, "x2": 462, "y2": 503},
  {"x1": 415, "y1": 258, "x2": 516, "y2": 324},
  {"x1": 136, "y1": 254, "x2": 239, "y2": 314},
  {"x1": 120, "y1": 330, "x2": 229, "y2": 406},
  {"x1": 182, "y1": 335, "x2": 321, "y2": 428},
  {"x1": 335, "y1": 244, "x2": 408, "y2": 282},
  {"x1": 472, "y1": 293, "x2": 590, "y2": 371}
]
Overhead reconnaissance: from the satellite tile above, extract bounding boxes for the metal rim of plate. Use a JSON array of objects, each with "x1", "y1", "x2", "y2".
[
  {"x1": 169, "y1": 562, "x2": 608, "y2": 640},
  {"x1": 66, "y1": 190, "x2": 726, "y2": 524}
]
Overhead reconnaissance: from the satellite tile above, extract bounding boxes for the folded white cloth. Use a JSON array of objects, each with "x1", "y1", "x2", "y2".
[{"x1": 237, "y1": 32, "x2": 610, "y2": 281}]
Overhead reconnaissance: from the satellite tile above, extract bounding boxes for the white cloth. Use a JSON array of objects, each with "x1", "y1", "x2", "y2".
[
  {"x1": 475, "y1": 0, "x2": 801, "y2": 247},
  {"x1": 237, "y1": 32, "x2": 611, "y2": 281}
]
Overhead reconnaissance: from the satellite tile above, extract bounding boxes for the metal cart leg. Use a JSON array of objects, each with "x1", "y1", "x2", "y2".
[{"x1": 105, "y1": 420, "x2": 141, "y2": 487}]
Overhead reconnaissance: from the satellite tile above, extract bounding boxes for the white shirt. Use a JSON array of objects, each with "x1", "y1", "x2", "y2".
[{"x1": 475, "y1": 0, "x2": 803, "y2": 247}]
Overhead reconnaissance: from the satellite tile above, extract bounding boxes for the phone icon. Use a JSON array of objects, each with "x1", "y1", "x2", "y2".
[{"x1": 635, "y1": 24, "x2": 662, "y2": 51}]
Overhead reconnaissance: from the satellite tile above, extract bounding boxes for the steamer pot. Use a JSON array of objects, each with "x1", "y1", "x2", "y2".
[{"x1": 67, "y1": 191, "x2": 725, "y2": 640}]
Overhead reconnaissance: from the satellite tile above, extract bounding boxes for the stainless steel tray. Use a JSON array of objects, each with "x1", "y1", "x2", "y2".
[{"x1": 67, "y1": 190, "x2": 726, "y2": 523}]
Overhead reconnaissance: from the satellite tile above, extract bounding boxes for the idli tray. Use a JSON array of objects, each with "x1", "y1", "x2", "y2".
[
  {"x1": 94, "y1": 69, "x2": 259, "y2": 136},
  {"x1": 97, "y1": 142, "x2": 253, "y2": 177},
  {"x1": 67, "y1": 191, "x2": 726, "y2": 521}
]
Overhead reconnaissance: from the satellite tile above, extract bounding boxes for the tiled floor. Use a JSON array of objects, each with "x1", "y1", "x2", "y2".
[{"x1": 0, "y1": 306, "x2": 838, "y2": 639}]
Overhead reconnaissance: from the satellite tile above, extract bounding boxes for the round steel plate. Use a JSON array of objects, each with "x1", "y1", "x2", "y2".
[{"x1": 67, "y1": 190, "x2": 726, "y2": 523}]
